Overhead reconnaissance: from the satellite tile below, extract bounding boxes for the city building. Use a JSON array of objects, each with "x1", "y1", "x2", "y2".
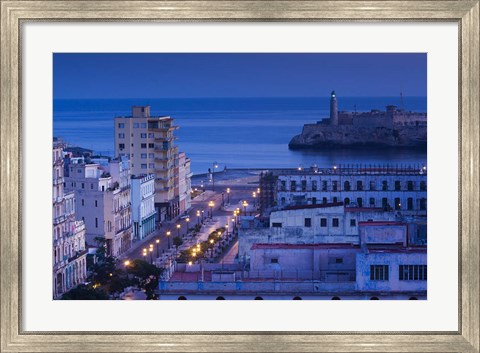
[
  {"x1": 53, "y1": 140, "x2": 87, "y2": 298},
  {"x1": 114, "y1": 106, "x2": 192, "y2": 222},
  {"x1": 131, "y1": 174, "x2": 156, "y2": 241},
  {"x1": 65, "y1": 157, "x2": 132, "y2": 257},
  {"x1": 158, "y1": 215, "x2": 426, "y2": 300},
  {"x1": 260, "y1": 165, "x2": 427, "y2": 217}
]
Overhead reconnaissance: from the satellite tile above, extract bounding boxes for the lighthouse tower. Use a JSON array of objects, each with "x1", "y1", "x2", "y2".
[{"x1": 330, "y1": 90, "x2": 338, "y2": 126}]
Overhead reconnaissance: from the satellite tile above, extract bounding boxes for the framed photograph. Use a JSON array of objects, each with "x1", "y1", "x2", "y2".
[{"x1": 1, "y1": 1, "x2": 478, "y2": 352}]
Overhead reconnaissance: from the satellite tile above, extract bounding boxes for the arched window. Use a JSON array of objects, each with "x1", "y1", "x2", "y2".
[
  {"x1": 409, "y1": 297, "x2": 418, "y2": 300},
  {"x1": 370, "y1": 297, "x2": 379, "y2": 300},
  {"x1": 254, "y1": 297, "x2": 263, "y2": 300},
  {"x1": 344, "y1": 181, "x2": 350, "y2": 191},
  {"x1": 344, "y1": 198, "x2": 350, "y2": 206},
  {"x1": 177, "y1": 296, "x2": 187, "y2": 300},
  {"x1": 216, "y1": 296, "x2": 225, "y2": 300},
  {"x1": 331, "y1": 296, "x2": 341, "y2": 300},
  {"x1": 293, "y1": 296, "x2": 302, "y2": 300}
]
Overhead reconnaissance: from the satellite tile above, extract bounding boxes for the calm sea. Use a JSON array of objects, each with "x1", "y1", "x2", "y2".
[{"x1": 53, "y1": 97, "x2": 427, "y2": 175}]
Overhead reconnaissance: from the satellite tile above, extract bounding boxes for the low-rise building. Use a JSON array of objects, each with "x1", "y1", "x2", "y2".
[
  {"x1": 53, "y1": 140, "x2": 87, "y2": 298},
  {"x1": 131, "y1": 174, "x2": 156, "y2": 241}
]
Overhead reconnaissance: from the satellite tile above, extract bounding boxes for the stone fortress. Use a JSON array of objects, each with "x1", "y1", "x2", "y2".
[{"x1": 289, "y1": 91, "x2": 427, "y2": 149}]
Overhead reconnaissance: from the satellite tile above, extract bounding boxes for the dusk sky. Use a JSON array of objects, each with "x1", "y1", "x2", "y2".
[{"x1": 53, "y1": 53, "x2": 427, "y2": 99}]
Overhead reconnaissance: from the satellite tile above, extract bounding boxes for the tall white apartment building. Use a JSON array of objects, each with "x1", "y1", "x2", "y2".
[
  {"x1": 65, "y1": 157, "x2": 132, "y2": 257},
  {"x1": 131, "y1": 174, "x2": 156, "y2": 241},
  {"x1": 114, "y1": 106, "x2": 191, "y2": 222},
  {"x1": 53, "y1": 140, "x2": 87, "y2": 298}
]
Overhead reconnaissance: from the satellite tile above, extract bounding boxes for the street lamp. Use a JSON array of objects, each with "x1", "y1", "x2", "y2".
[
  {"x1": 208, "y1": 201, "x2": 214, "y2": 219},
  {"x1": 149, "y1": 246, "x2": 153, "y2": 264},
  {"x1": 201, "y1": 210, "x2": 205, "y2": 223},
  {"x1": 225, "y1": 223, "x2": 229, "y2": 236},
  {"x1": 221, "y1": 192, "x2": 225, "y2": 207},
  {"x1": 155, "y1": 239, "x2": 160, "y2": 258},
  {"x1": 166, "y1": 231, "x2": 171, "y2": 249},
  {"x1": 252, "y1": 191, "x2": 257, "y2": 207},
  {"x1": 142, "y1": 249, "x2": 147, "y2": 262},
  {"x1": 176, "y1": 224, "x2": 181, "y2": 238},
  {"x1": 232, "y1": 218, "x2": 236, "y2": 232},
  {"x1": 210, "y1": 161, "x2": 218, "y2": 191},
  {"x1": 185, "y1": 217, "x2": 190, "y2": 236},
  {"x1": 226, "y1": 188, "x2": 230, "y2": 204},
  {"x1": 196, "y1": 210, "x2": 200, "y2": 225},
  {"x1": 242, "y1": 201, "x2": 248, "y2": 216},
  {"x1": 124, "y1": 260, "x2": 130, "y2": 267}
]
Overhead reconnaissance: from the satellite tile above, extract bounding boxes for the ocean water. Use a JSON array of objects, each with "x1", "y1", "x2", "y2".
[{"x1": 53, "y1": 97, "x2": 427, "y2": 175}]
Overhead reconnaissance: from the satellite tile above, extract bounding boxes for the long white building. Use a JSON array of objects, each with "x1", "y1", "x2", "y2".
[
  {"x1": 53, "y1": 140, "x2": 87, "y2": 298},
  {"x1": 131, "y1": 174, "x2": 156, "y2": 241}
]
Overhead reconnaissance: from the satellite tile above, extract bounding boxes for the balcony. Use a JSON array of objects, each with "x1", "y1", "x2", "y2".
[
  {"x1": 68, "y1": 249, "x2": 88, "y2": 262},
  {"x1": 53, "y1": 177, "x2": 64, "y2": 186},
  {"x1": 53, "y1": 214, "x2": 66, "y2": 225}
]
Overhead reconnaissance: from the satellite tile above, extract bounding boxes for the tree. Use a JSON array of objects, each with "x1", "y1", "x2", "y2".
[
  {"x1": 173, "y1": 236, "x2": 183, "y2": 247},
  {"x1": 126, "y1": 259, "x2": 162, "y2": 300},
  {"x1": 61, "y1": 285, "x2": 109, "y2": 300}
]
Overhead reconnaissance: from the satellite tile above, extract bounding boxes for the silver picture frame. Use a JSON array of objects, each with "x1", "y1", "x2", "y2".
[{"x1": 1, "y1": 1, "x2": 478, "y2": 352}]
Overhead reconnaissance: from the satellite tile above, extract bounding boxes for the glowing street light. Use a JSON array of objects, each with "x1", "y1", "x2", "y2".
[
  {"x1": 176, "y1": 224, "x2": 181, "y2": 238},
  {"x1": 226, "y1": 188, "x2": 230, "y2": 204},
  {"x1": 166, "y1": 231, "x2": 171, "y2": 249},
  {"x1": 242, "y1": 201, "x2": 248, "y2": 216},
  {"x1": 155, "y1": 239, "x2": 160, "y2": 258},
  {"x1": 185, "y1": 217, "x2": 190, "y2": 236},
  {"x1": 208, "y1": 201, "x2": 215, "y2": 219},
  {"x1": 196, "y1": 210, "x2": 201, "y2": 225}
]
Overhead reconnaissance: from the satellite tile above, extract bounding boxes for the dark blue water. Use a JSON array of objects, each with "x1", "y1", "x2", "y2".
[{"x1": 53, "y1": 97, "x2": 427, "y2": 175}]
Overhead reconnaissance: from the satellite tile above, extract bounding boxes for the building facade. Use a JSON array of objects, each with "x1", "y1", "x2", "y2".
[
  {"x1": 114, "y1": 106, "x2": 192, "y2": 222},
  {"x1": 65, "y1": 158, "x2": 132, "y2": 257},
  {"x1": 131, "y1": 174, "x2": 156, "y2": 241},
  {"x1": 53, "y1": 141, "x2": 87, "y2": 298},
  {"x1": 260, "y1": 166, "x2": 427, "y2": 216}
]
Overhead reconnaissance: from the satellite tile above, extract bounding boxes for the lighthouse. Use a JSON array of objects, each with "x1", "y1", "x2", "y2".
[{"x1": 330, "y1": 90, "x2": 338, "y2": 126}]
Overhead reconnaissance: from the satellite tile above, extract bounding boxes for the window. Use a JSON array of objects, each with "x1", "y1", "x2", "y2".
[
  {"x1": 322, "y1": 197, "x2": 327, "y2": 204},
  {"x1": 270, "y1": 258, "x2": 279, "y2": 264},
  {"x1": 335, "y1": 258, "x2": 343, "y2": 264},
  {"x1": 141, "y1": 123, "x2": 147, "y2": 128},
  {"x1": 370, "y1": 265, "x2": 389, "y2": 281},
  {"x1": 149, "y1": 163, "x2": 155, "y2": 168},
  {"x1": 399, "y1": 265, "x2": 427, "y2": 281},
  {"x1": 356, "y1": 198, "x2": 363, "y2": 207},
  {"x1": 272, "y1": 222, "x2": 282, "y2": 228},
  {"x1": 311, "y1": 180, "x2": 317, "y2": 191},
  {"x1": 141, "y1": 153, "x2": 147, "y2": 159},
  {"x1": 395, "y1": 180, "x2": 401, "y2": 191},
  {"x1": 148, "y1": 133, "x2": 154, "y2": 138},
  {"x1": 95, "y1": 218, "x2": 98, "y2": 228},
  {"x1": 141, "y1": 164, "x2": 147, "y2": 169},
  {"x1": 395, "y1": 197, "x2": 401, "y2": 210},
  {"x1": 333, "y1": 197, "x2": 338, "y2": 203},
  {"x1": 118, "y1": 133, "x2": 125, "y2": 138},
  {"x1": 280, "y1": 180, "x2": 286, "y2": 191},
  {"x1": 407, "y1": 198, "x2": 413, "y2": 210},
  {"x1": 133, "y1": 123, "x2": 139, "y2": 128},
  {"x1": 420, "y1": 181, "x2": 427, "y2": 191},
  {"x1": 118, "y1": 123, "x2": 125, "y2": 128},
  {"x1": 148, "y1": 143, "x2": 154, "y2": 148},
  {"x1": 420, "y1": 198, "x2": 427, "y2": 210},
  {"x1": 301, "y1": 180, "x2": 307, "y2": 191},
  {"x1": 81, "y1": 199, "x2": 84, "y2": 206},
  {"x1": 332, "y1": 218, "x2": 339, "y2": 227},
  {"x1": 382, "y1": 181, "x2": 388, "y2": 191},
  {"x1": 322, "y1": 181, "x2": 327, "y2": 191},
  {"x1": 344, "y1": 181, "x2": 350, "y2": 191},
  {"x1": 356, "y1": 180, "x2": 363, "y2": 191},
  {"x1": 119, "y1": 143, "x2": 125, "y2": 150},
  {"x1": 407, "y1": 181, "x2": 414, "y2": 191},
  {"x1": 320, "y1": 218, "x2": 327, "y2": 227},
  {"x1": 81, "y1": 183, "x2": 85, "y2": 189},
  {"x1": 304, "y1": 218, "x2": 312, "y2": 227},
  {"x1": 290, "y1": 181, "x2": 296, "y2": 191},
  {"x1": 312, "y1": 197, "x2": 317, "y2": 205},
  {"x1": 141, "y1": 143, "x2": 147, "y2": 149},
  {"x1": 369, "y1": 197, "x2": 375, "y2": 207},
  {"x1": 95, "y1": 200, "x2": 98, "y2": 207},
  {"x1": 148, "y1": 153, "x2": 154, "y2": 158},
  {"x1": 344, "y1": 198, "x2": 350, "y2": 206},
  {"x1": 369, "y1": 181, "x2": 376, "y2": 190},
  {"x1": 90, "y1": 183, "x2": 94, "y2": 189},
  {"x1": 382, "y1": 198, "x2": 388, "y2": 209},
  {"x1": 332, "y1": 181, "x2": 338, "y2": 191},
  {"x1": 350, "y1": 219, "x2": 356, "y2": 227},
  {"x1": 140, "y1": 133, "x2": 147, "y2": 138}
]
